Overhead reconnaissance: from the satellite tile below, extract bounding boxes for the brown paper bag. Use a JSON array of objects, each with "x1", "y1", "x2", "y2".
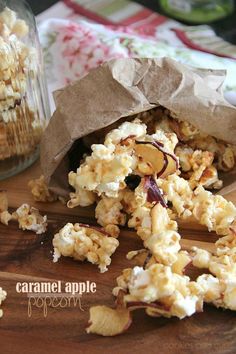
[{"x1": 40, "y1": 57, "x2": 236, "y2": 197}]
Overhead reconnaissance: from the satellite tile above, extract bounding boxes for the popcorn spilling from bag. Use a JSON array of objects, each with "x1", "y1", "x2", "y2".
[{"x1": 50, "y1": 107, "x2": 236, "y2": 335}]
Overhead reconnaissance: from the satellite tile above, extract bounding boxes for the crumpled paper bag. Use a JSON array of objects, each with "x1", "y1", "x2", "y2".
[{"x1": 40, "y1": 57, "x2": 236, "y2": 197}]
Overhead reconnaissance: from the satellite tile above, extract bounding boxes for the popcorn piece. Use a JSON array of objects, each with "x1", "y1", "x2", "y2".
[
  {"x1": 221, "y1": 279, "x2": 236, "y2": 310},
  {"x1": 198, "y1": 165, "x2": 223, "y2": 190},
  {"x1": 197, "y1": 274, "x2": 236, "y2": 311},
  {"x1": 68, "y1": 187, "x2": 96, "y2": 208},
  {"x1": 126, "y1": 178, "x2": 159, "y2": 239},
  {"x1": 12, "y1": 19, "x2": 29, "y2": 37},
  {"x1": 192, "y1": 186, "x2": 236, "y2": 235},
  {"x1": 128, "y1": 204, "x2": 152, "y2": 239},
  {"x1": 188, "y1": 137, "x2": 235, "y2": 172},
  {"x1": 169, "y1": 119, "x2": 200, "y2": 142},
  {"x1": 13, "y1": 204, "x2": 47, "y2": 234},
  {"x1": 175, "y1": 145, "x2": 193, "y2": 172},
  {"x1": 192, "y1": 234, "x2": 236, "y2": 279},
  {"x1": 216, "y1": 231, "x2": 236, "y2": 256},
  {"x1": 28, "y1": 175, "x2": 57, "y2": 203},
  {"x1": 144, "y1": 203, "x2": 180, "y2": 265},
  {"x1": 171, "y1": 250, "x2": 192, "y2": 275},
  {"x1": 192, "y1": 247, "x2": 211, "y2": 269},
  {"x1": 113, "y1": 265, "x2": 203, "y2": 319},
  {"x1": 104, "y1": 224, "x2": 120, "y2": 238},
  {"x1": 0, "y1": 8, "x2": 29, "y2": 39},
  {"x1": 157, "y1": 174, "x2": 193, "y2": 219},
  {"x1": 158, "y1": 175, "x2": 236, "y2": 236},
  {"x1": 0, "y1": 7, "x2": 16, "y2": 32},
  {"x1": 67, "y1": 119, "x2": 179, "y2": 208},
  {"x1": 0, "y1": 286, "x2": 7, "y2": 318},
  {"x1": 95, "y1": 194, "x2": 126, "y2": 228},
  {"x1": 196, "y1": 274, "x2": 222, "y2": 303},
  {"x1": 121, "y1": 187, "x2": 140, "y2": 214},
  {"x1": 104, "y1": 120, "x2": 146, "y2": 145},
  {"x1": 68, "y1": 143, "x2": 135, "y2": 199},
  {"x1": 0, "y1": 210, "x2": 12, "y2": 225},
  {"x1": 176, "y1": 146, "x2": 222, "y2": 189},
  {"x1": 53, "y1": 223, "x2": 119, "y2": 273},
  {"x1": 218, "y1": 146, "x2": 235, "y2": 171},
  {"x1": 192, "y1": 228, "x2": 236, "y2": 310}
]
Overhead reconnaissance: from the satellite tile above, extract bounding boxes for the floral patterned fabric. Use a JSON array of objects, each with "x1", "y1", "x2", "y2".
[{"x1": 38, "y1": 19, "x2": 236, "y2": 110}]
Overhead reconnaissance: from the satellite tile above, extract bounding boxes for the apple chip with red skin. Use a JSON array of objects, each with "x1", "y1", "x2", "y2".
[
  {"x1": 134, "y1": 141, "x2": 178, "y2": 178},
  {"x1": 144, "y1": 176, "x2": 167, "y2": 207},
  {"x1": 86, "y1": 305, "x2": 132, "y2": 336}
]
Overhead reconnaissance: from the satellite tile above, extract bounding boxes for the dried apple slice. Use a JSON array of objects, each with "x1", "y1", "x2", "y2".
[
  {"x1": 127, "y1": 301, "x2": 171, "y2": 314},
  {"x1": 135, "y1": 141, "x2": 178, "y2": 178},
  {"x1": 135, "y1": 142, "x2": 167, "y2": 176},
  {"x1": 86, "y1": 306, "x2": 132, "y2": 336},
  {"x1": 161, "y1": 153, "x2": 178, "y2": 179},
  {"x1": 145, "y1": 306, "x2": 171, "y2": 318},
  {"x1": 144, "y1": 176, "x2": 167, "y2": 207}
]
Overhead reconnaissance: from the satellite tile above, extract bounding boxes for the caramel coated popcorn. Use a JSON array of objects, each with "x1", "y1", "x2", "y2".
[
  {"x1": 63, "y1": 107, "x2": 236, "y2": 334},
  {"x1": 13, "y1": 204, "x2": 47, "y2": 234},
  {"x1": 176, "y1": 146, "x2": 222, "y2": 189},
  {"x1": 28, "y1": 175, "x2": 57, "y2": 203},
  {"x1": 0, "y1": 286, "x2": 7, "y2": 318},
  {"x1": 191, "y1": 227, "x2": 236, "y2": 311},
  {"x1": 113, "y1": 264, "x2": 203, "y2": 319},
  {"x1": 158, "y1": 176, "x2": 236, "y2": 235},
  {"x1": 53, "y1": 223, "x2": 119, "y2": 273},
  {"x1": 0, "y1": 191, "x2": 47, "y2": 234}
]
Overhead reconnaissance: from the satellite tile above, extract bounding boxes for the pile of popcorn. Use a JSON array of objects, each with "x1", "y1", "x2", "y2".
[
  {"x1": 10, "y1": 106, "x2": 235, "y2": 333},
  {"x1": 0, "y1": 7, "x2": 43, "y2": 161},
  {"x1": 47, "y1": 107, "x2": 236, "y2": 335}
]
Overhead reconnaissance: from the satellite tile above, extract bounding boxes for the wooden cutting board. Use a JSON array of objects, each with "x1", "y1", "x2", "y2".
[{"x1": 0, "y1": 161, "x2": 236, "y2": 354}]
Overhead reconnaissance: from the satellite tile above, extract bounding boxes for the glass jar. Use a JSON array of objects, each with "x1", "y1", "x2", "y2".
[
  {"x1": 159, "y1": 0, "x2": 234, "y2": 24},
  {"x1": 0, "y1": 0, "x2": 50, "y2": 180}
]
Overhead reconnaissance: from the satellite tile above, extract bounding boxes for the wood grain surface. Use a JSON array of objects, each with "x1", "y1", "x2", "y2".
[{"x1": 0, "y1": 161, "x2": 236, "y2": 354}]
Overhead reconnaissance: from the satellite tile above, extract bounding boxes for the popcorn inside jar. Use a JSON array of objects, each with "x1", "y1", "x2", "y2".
[{"x1": 0, "y1": 5, "x2": 49, "y2": 180}]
